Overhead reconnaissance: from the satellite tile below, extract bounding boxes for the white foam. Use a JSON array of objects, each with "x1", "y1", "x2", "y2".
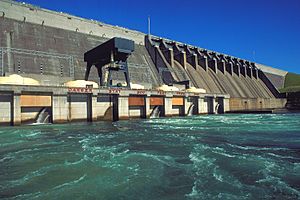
[
  {"x1": 53, "y1": 174, "x2": 87, "y2": 190},
  {"x1": 228, "y1": 143, "x2": 288, "y2": 151}
]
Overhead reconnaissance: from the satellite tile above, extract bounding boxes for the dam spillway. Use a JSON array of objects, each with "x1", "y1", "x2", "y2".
[{"x1": 0, "y1": 0, "x2": 288, "y2": 126}]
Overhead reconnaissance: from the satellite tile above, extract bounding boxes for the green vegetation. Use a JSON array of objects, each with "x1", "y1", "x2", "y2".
[
  {"x1": 279, "y1": 85, "x2": 300, "y2": 93},
  {"x1": 284, "y1": 73, "x2": 300, "y2": 87},
  {"x1": 279, "y1": 72, "x2": 300, "y2": 93}
]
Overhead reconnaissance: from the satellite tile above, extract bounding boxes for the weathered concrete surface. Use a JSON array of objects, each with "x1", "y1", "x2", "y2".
[
  {"x1": 146, "y1": 36, "x2": 286, "y2": 101},
  {"x1": 286, "y1": 92, "x2": 300, "y2": 110},
  {"x1": 52, "y1": 96, "x2": 68, "y2": 123},
  {"x1": 118, "y1": 96, "x2": 129, "y2": 120},
  {"x1": 0, "y1": 0, "x2": 288, "y2": 92},
  {"x1": 0, "y1": 17, "x2": 159, "y2": 88},
  {"x1": 229, "y1": 98, "x2": 286, "y2": 112},
  {"x1": 0, "y1": 0, "x2": 145, "y2": 44},
  {"x1": 0, "y1": 84, "x2": 233, "y2": 125},
  {"x1": 0, "y1": 92, "x2": 12, "y2": 125}
]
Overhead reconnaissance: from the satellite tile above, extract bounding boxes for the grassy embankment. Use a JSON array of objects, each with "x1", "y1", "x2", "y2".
[{"x1": 279, "y1": 72, "x2": 300, "y2": 93}]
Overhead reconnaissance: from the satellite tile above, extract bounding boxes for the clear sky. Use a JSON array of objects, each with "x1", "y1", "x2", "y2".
[{"x1": 17, "y1": 0, "x2": 300, "y2": 74}]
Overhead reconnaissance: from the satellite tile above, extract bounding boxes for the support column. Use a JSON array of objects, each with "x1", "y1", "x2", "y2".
[
  {"x1": 240, "y1": 64, "x2": 246, "y2": 77},
  {"x1": 154, "y1": 46, "x2": 159, "y2": 67},
  {"x1": 251, "y1": 63, "x2": 258, "y2": 79},
  {"x1": 247, "y1": 66, "x2": 252, "y2": 78},
  {"x1": 96, "y1": 65, "x2": 103, "y2": 85},
  {"x1": 164, "y1": 97, "x2": 173, "y2": 117},
  {"x1": 160, "y1": 44, "x2": 174, "y2": 68},
  {"x1": 212, "y1": 97, "x2": 217, "y2": 114},
  {"x1": 226, "y1": 61, "x2": 233, "y2": 75},
  {"x1": 174, "y1": 49, "x2": 186, "y2": 69},
  {"x1": 223, "y1": 98, "x2": 230, "y2": 112},
  {"x1": 0, "y1": 92, "x2": 13, "y2": 125},
  {"x1": 193, "y1": 54, "x2": 198, "y2": 68},
  {"x1": 13, "y1": 94, "x2": 21, "y2": 125},
  {"x1": 145, "y1": 95, "x2": 151, "y2": 118},
  {"x1": 198, "y1": 56, "x2": 208, "y2": 71},
  {"x1": 217, "y1": 60, "x2": 225, "y2": 73},
  {"x1": 208, "y1": 58, "x2": 217, "y2": 73},
  {"x1": 84, "y1": 62, "x2": 92, "y2": 81},
  {"x1": 52, "y1": 95, "x2": 69, "y2": 123},
  {"x1": 185, "y1": 46, "x2": 197, "y2": 69},
  {"x1": 233, "y1": 61, "x2": 240, "y2": 77},
  {"x1": 252, "y1": 68, "x2": 258, "y2": 79},
  {"x1": 182, "y1": 51, "x2": 187, "y2": 70},
  {"x1": 118, "y1": 96, "x2": 129, "y2": 120},
  {"x1": 198, "y1": 97, "x2": 207, "y2": 114},
  {"x1": 92, "y1": 96, "x2": 98, "y2": 121},
  {"x1": 6, "y1": 31, "x2": 13, "y2": 73},
  {"x1": 169, "y1": 48, "x2": 174, "y2": 68}
]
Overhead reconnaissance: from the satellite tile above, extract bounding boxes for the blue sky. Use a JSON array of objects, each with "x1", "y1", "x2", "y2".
[{"x1": 17, "y1": 0, "x2": 300, "y2": 73}]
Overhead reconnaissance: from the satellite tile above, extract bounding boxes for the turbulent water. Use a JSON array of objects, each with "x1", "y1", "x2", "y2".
[{"x1": 0, "y1": 114, "x2": 300, "y2": 200}]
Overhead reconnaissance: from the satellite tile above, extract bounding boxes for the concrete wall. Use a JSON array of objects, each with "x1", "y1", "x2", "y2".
[
  {"x1": 0, "y1": 102, "x2": 10, "y2": 123},
  {"x1": 69, "y1": 102, "x2": 87, "y2": 121},
  {"x1": 93, "y1": 98, "x2": 111, "y2": 120},
  {"x1": 224, "y1": 98, "x2": 230, "y2": 112},
  {"x1": 52, "y1": 96, "x2": 68, "y2": 123},
  {"x1": 199, "y1": 98, "x2": 208, "y2": 114},
  {"x1": 164, "y1": 97, "x2": 173, "y2": 117},
  {"x1": 0, "y1": 0, "x2": 288, "y2": 93},
  {"x1": 118, "y1": 96, "x2": 129, "y2": 120},
  {"x1": 0, "y1": 93, "x2": 11, "y2": 125},
  {"x1": 286, "y1": 92, "x2": 300, "y2": 110},
  {"x1": 129, "y1": 107, "x2": 142, "y2": 118},
  {"x1": 229, "y1": 98, "x2": 286, "y2": 111},
  {"x1": 13, "y1": 94, "x2": 21, "y2": 125},
  {"x1": 0, "y1": 17, "x2": 159, "y2": 88},
  {"x1": 0, "y1": 0, "x2": 144, "y2": 44},
  {"x1": 146, "y1": 37, "x2": 281, "y2": 99},
  {"x1": 0, "y1": 84, "x2": 285, "y2": 126}
]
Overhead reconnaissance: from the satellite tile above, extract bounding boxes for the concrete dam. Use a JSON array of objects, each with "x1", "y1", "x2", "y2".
[{"x1": 0, "y1": 0, "x2": 287, "y2": 125}]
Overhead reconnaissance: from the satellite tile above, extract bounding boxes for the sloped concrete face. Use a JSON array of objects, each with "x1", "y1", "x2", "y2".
[
  {"x1": 229, "y1": 98, "x2": 286, "y2": 112},
  {"x1": 0, "y1": 0, "x2": 145, "y2": 44},
  {"x1": 146, "y1": 36, "x2": 283, "y2": 99},
  {"x1": 0, "y1": 17, "x2": 159, "y2": 88}
]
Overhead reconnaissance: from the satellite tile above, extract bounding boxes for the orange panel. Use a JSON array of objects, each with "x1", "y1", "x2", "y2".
[
  {"x1": 128, "y1": 97, "x2": 145, "y2": 106},
  {"x1": 20, "y1": 95, "x2": 51, "y2": 107},
  {"x1": 150, "y1": 97, "x2": 164, "y2": 106},
  {"x1": 172, "y1": 97, "x2": 184, "y2": 106}
]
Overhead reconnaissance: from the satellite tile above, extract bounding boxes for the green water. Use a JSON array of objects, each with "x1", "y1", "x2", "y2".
[{"x1": 0, "y1": 114, "x2": 300, "y2": 200}]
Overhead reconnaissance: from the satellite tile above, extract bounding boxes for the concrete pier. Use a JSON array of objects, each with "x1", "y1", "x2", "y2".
[{"x1": 0, "y1": 84, "x2": 235, "y2": 125}]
